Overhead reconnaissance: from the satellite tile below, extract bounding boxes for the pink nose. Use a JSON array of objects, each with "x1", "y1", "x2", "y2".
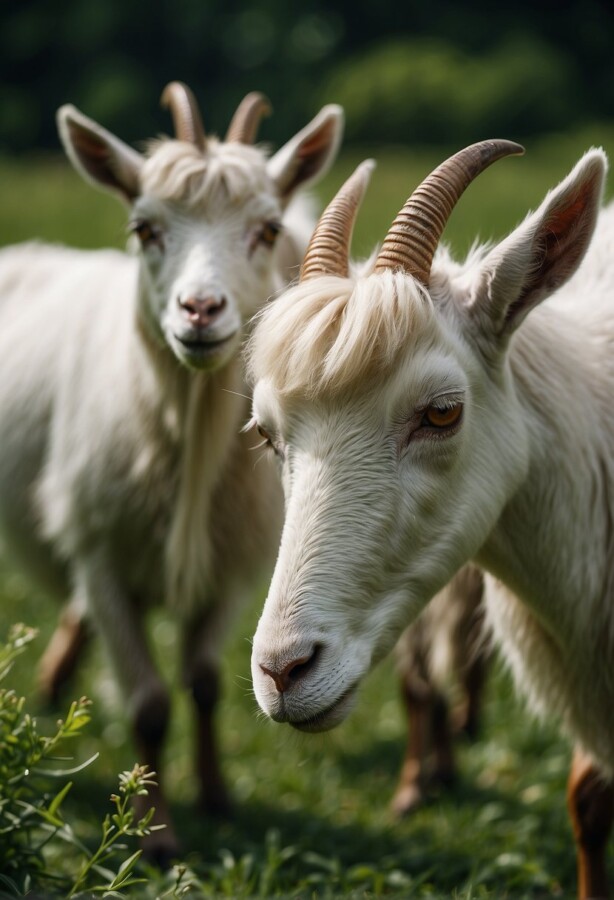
[
  {"x1": 259, "y1": 646, "x2": 320, "y2": 693},
  {"x1": 178, "y1": 294, "x2": 227, "y2": 328}
]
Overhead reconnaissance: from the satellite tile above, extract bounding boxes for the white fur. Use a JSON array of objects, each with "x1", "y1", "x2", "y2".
[
  {"x1": 0, "y1": 99, "x2": 343, "y2": 842},
  {"x1": 248, "y1": 148, "x2": 614, "y2": 780}
]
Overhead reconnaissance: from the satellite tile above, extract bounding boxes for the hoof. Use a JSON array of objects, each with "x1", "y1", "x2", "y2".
[{"x1": 390, "y1": 782, "x2": 424, "y2": 818}]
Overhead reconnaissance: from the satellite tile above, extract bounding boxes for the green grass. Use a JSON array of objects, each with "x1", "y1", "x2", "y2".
[
  {"x1": 1, "y1": 576, "x2": 578, "y2": 899},
  {"x1": 2, "y1": 127, "x2": 614, "y2": 897}
]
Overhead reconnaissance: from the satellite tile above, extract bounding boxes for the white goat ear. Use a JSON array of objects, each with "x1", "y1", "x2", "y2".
[
  {"x1": 267, "y1": 104, "x2": 344, "y2": 205},
  {"x1": 57, "y1": 104, "x2": 143, "y2": 205},
  {"x1": 469, "y1": 148, "x2": 607, "y2": 337}
]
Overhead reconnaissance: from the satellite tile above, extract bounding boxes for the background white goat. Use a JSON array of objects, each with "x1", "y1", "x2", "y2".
[
  {"x1": 0, "y1": 82, "x2": 342, "y2": 862},
  {"x1": 247, "y1": 144, "x2": 614, "y2": 898}
]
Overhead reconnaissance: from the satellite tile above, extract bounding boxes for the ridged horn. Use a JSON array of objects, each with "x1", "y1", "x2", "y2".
[
  {"x1": 161, "y1": 81, "x2": 206, "y2": 151},
  {"x1": 300, "y1": 159, "x2": 376, "y2": 282},
  {"x1": 225, "y1": 92, "x2": 272, "y2": 144},
  {"x1": 375, "y1": 139, "x2": 525, "y2": 284}
]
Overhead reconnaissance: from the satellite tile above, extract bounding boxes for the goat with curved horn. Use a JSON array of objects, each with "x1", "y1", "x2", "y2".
[
  {"x1": 249, "y1": 136, "x2": 612, "y2": 898},
  {"x1": 160, "y1": 81, "x2": 206, "y2": 151},
  {"x1": 300, "y1": 159, "x2": 375, "y2": 281},
  {"x1": 226, "y1": 92, "x2": 272, "y2": 144},
  {"x1": 375, "y1": 139, "x2": 524, "y2": 284}
]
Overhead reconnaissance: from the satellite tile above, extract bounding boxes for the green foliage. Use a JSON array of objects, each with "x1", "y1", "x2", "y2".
[
  {"x1": 324, "y1": 36, "x2": 578, "y2": 144},
  {"x1": 0, "y1": 624, "x2": 158, "y2": 898},
  {"x1": 1, "y1": 2, "x2": 613, "y2": 150}
]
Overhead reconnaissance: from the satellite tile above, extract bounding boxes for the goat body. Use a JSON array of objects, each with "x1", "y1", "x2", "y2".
[{"x1": 0, "y1": 85, "x2": 343, "y2": 860}]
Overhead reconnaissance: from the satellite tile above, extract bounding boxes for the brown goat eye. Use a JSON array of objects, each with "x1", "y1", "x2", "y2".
[
  {"x1": 257, "y1": 424, "x2": 272, "y2": 444},
  {"x1": 131, "y1": 220, "x2": 159, "y2": 247},
  {"x1": 259, "y1": 221, "x2": 282, "y2": 248},
  {"x1": 422, "y1": 403, "x2": 463, "y2": 429}
]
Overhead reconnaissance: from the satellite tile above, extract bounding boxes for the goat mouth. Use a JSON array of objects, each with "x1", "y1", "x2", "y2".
[
  {"x1": 288, "y1": 684, "x2": 358, "y2": 734},
  {"x1": 175, "y1": 332, "x2": 237, "y2": 354}
]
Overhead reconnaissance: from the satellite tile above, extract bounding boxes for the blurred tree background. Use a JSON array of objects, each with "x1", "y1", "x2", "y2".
[{"x1": 1, "y1": 0, "x2": 612, "y2": 153}]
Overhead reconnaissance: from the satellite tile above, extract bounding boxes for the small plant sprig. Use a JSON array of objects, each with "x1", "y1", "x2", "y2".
[
  {"x1": 67, "y1": 764, "x2": 162, "y2": 897},
  {"x1": 0, "y1": 624, "x2": 161, "y2": 898}
]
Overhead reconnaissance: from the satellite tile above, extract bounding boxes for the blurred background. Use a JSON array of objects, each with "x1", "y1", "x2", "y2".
[
  {"x1": 2, "y1": 0, "x2": 613, "y2": 151},
  {"x1": 1, "y1": 0, "x2": 613, "y2": 254}
]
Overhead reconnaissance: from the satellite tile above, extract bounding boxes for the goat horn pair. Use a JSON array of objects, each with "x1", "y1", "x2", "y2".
[
  {"x1": 161, "y1": 82, "x2": 206, "y2": 151},
  {"x1": 225, "y1": 92, "x2": 272, "y2": 144},
  {"x1": 301, "y1": 140, "x2": 525, "y2": 285}
]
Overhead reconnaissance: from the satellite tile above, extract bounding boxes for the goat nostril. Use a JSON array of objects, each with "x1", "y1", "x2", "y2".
[
  {"x1": 260, "y1": 644, "x2": 321, "y2": 694},
  {"x1": 178, "y1": 295, "x2": 227, "y2": 321}
]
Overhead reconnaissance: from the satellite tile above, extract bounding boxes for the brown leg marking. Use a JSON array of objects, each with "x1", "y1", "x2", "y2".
[
  {"x1": 391, "y1": 674, "x2": 434, "y2": 816},
  {"x1": 567, "y1": 747, "x2": 613, "y2": 899},
  {"x1": 38, "y1": 607, "x2": 89, "y2": 704}
]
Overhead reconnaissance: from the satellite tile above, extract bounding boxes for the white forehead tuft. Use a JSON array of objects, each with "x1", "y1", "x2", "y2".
[
  {"x1": 248, "y1": 269, "x2": 442, "y2": 399},
  {"x1": 140, "y1": 137, "x2": 274, "y2": 208}
]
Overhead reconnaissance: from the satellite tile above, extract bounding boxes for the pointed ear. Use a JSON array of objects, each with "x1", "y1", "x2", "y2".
[
  {"x1": 267, "y1": 104, "x2": 344, "y2": 206},
  {"x1": 468, "y1": 149, "x2": 607, "y2": 338},
  {"x1": 57, "y1": 104, "x2": 143, "y2": 205}
]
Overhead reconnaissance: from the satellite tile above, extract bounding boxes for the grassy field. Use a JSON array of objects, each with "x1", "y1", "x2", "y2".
[{"x1": 2, "y1": 125, "x2": 614, "y2": 898}]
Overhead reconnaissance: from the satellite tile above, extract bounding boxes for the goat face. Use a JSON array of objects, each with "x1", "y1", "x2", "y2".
[
  {"x1": 57, "y1": 86, "x2": 343, "y2": 372},
  {"x1": 131, "y1": 145, "x2": 283, "y2": 371},
  {"x1": 248, "y1": 146, "x2": 605, "y2": 732},
  {"x1": 249, "y1": 284, "x2": 529, "y2": 731}
]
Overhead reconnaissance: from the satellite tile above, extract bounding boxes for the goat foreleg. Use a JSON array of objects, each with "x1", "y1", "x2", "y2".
[
  {"x1": 391, "y1": 668, "x2": 452, "y2": 816},
  {"x1": 567, "y1": 747, "x2": 613, "y2": 899},
  {"x1": 38, "y1": 595, "x2": 89, "y2": 704},
  {"x1": 181, "y1": 610, "x2": 231, "y2": 816},
  {"x1": 77, "y1": 552, "x2": 179, "y2": 865}
]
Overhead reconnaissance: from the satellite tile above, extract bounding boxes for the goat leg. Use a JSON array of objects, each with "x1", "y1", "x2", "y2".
[
  {"x1": 391, "y1": 672, "x2": 434, "y2": 816},
  {"x1": 567, "y1": 747, "x2": 613, "y2": 899},
  {"x1": 38, "y1": 601, "x2": 89, "y2": 704},
  {"x1": 182, "y1": 616, "x2": 231, "y2": 817}
]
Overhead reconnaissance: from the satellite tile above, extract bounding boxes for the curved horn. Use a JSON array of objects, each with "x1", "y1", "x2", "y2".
[
  {"x1": 375, "y1": 139, "x2": 525, "y2": 284},
  {"x1": 160, "y1": 81, "x2": 206, "y2": 151},
  {"x1": 300, "y1": 159, "x2": 375, "y2": 282},
  {"x1": 225, "y1": 92, "x2": 272, "y2": 144}
]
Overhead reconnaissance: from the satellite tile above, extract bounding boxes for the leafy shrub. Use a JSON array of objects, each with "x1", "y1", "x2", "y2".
[{"x1": 323, "y1": 36, "x2": 579, "y2": 144}]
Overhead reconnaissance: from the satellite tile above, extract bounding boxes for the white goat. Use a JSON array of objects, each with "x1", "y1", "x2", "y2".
[
  {"x1": 0, "y1": 82, "x2": 343, "y2": 861},
  {"x1": 247, "y1": 143, "x2": 614, "y2": 898}
]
